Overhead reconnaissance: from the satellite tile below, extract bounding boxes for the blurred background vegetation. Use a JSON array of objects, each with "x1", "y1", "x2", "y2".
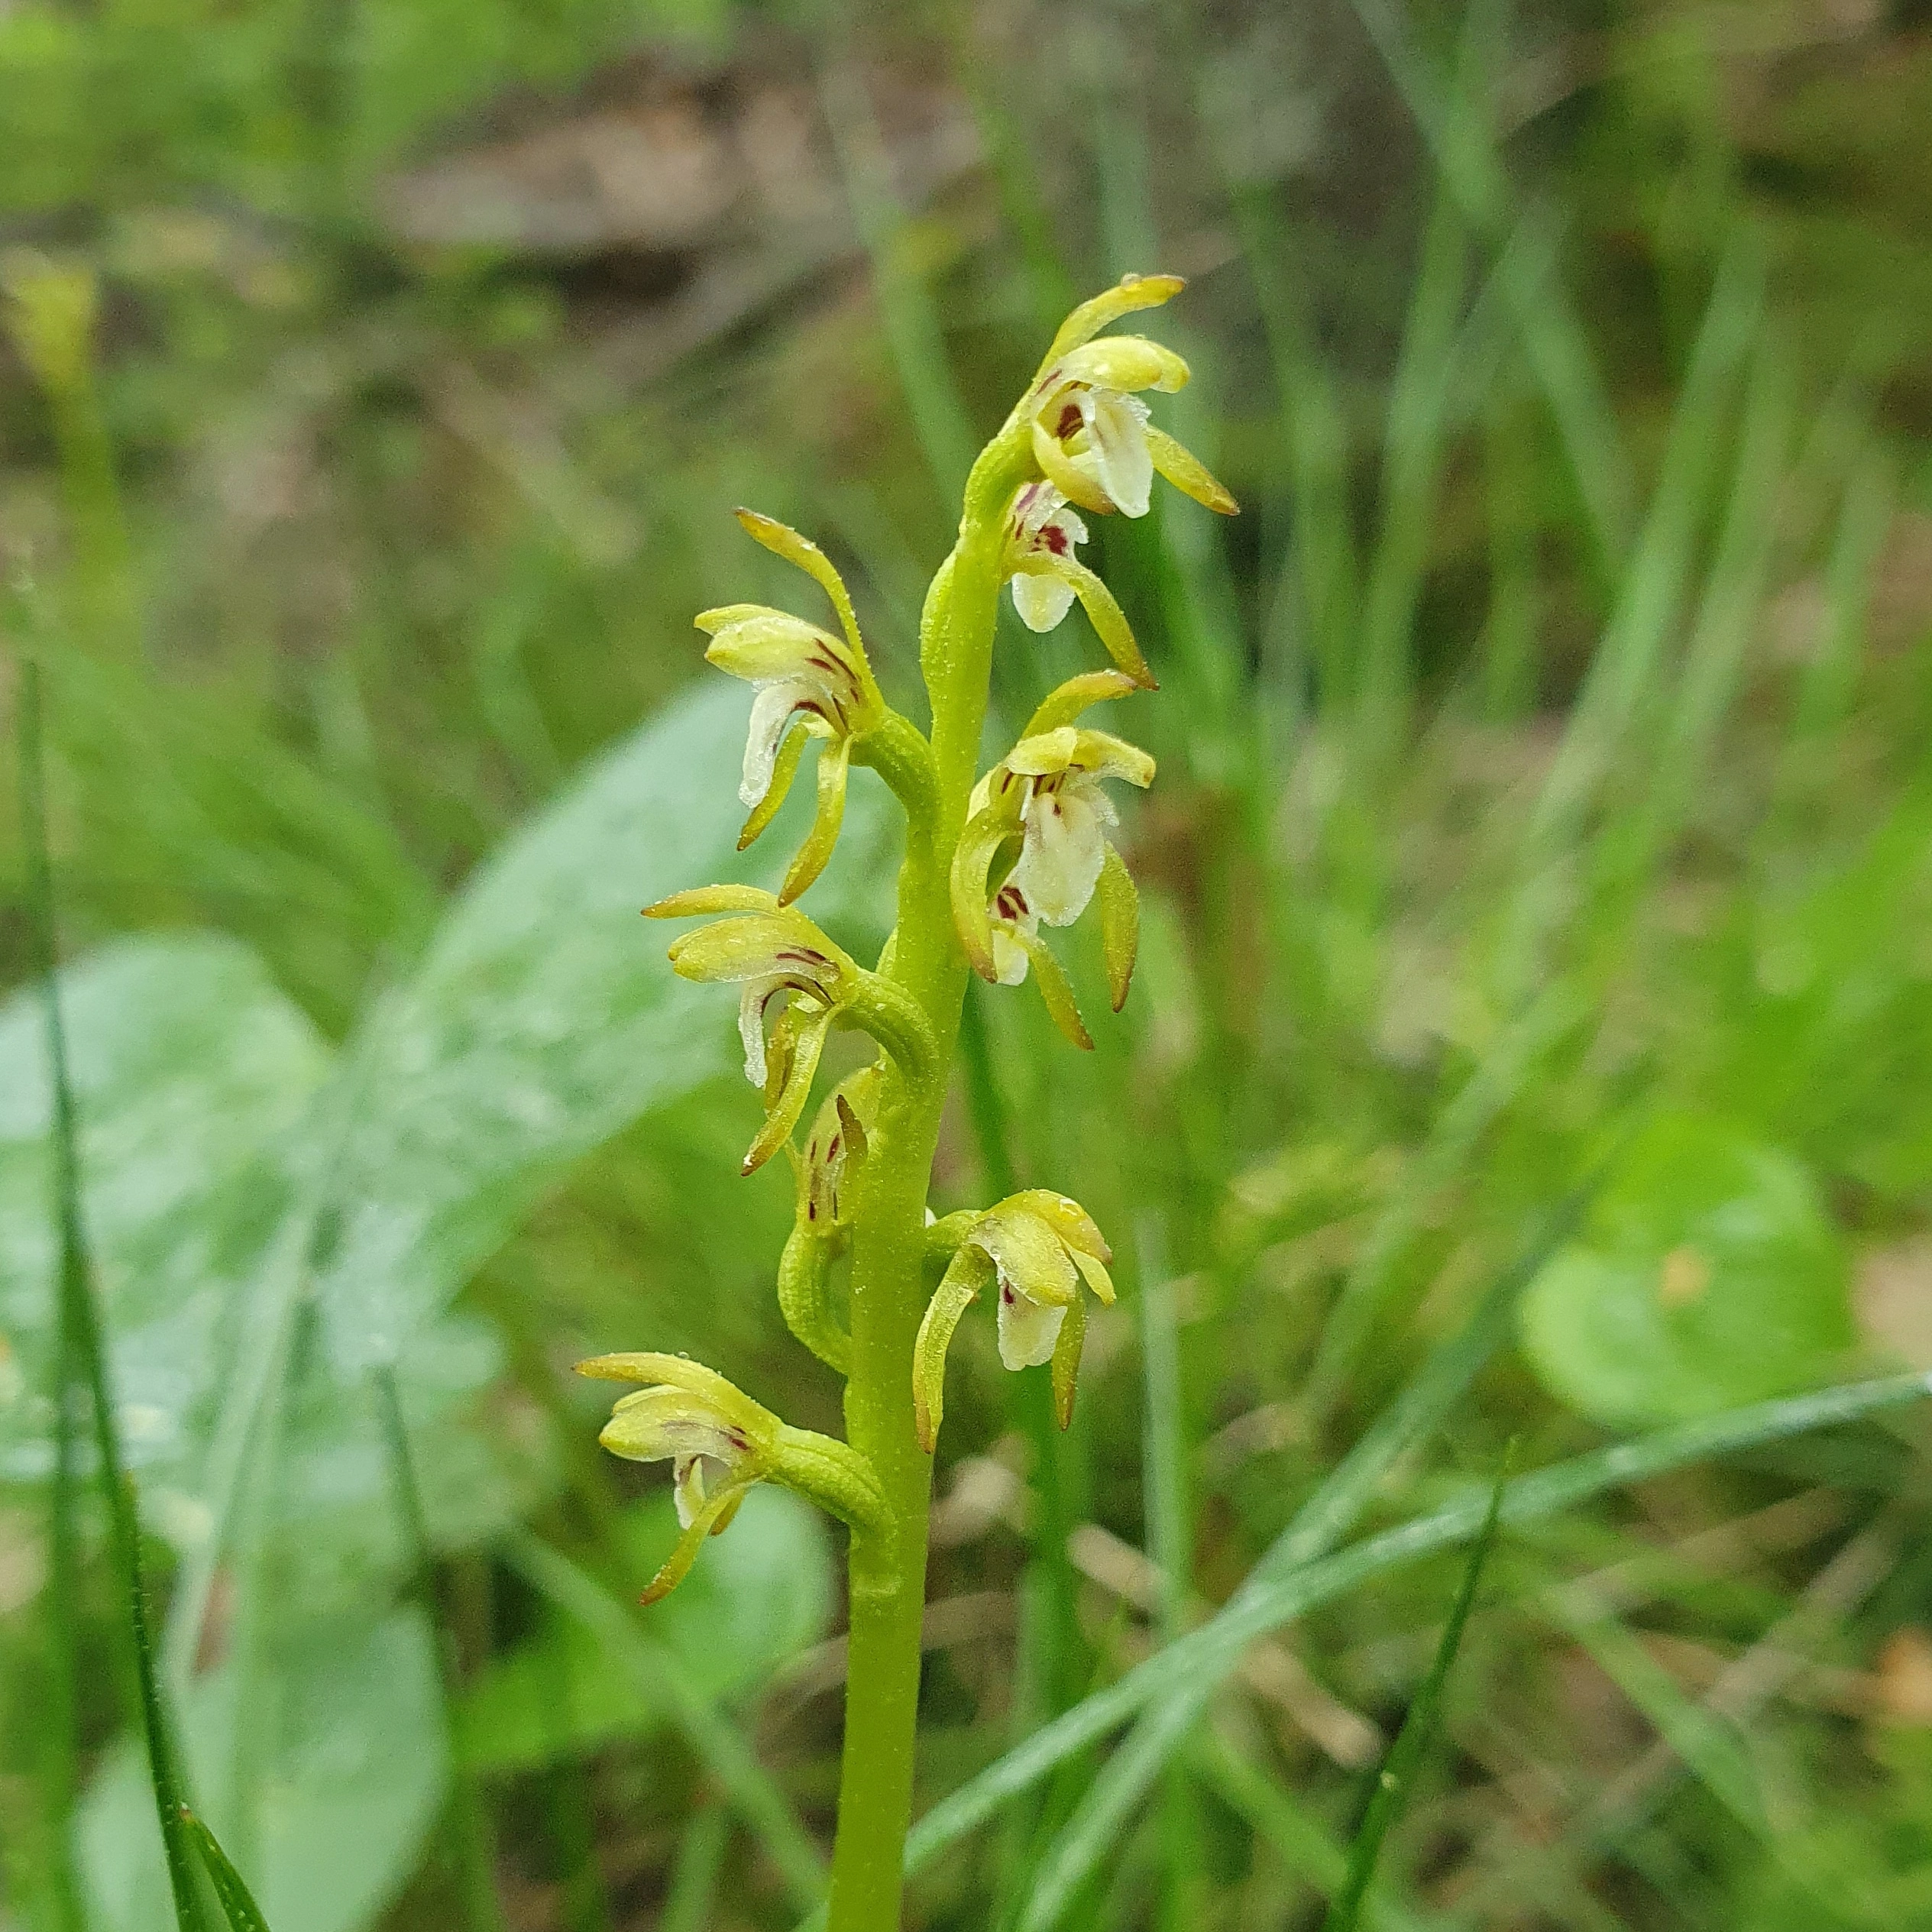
[{"x1": 4, "y1": 0, "x2": 1932, "y2": 1927}]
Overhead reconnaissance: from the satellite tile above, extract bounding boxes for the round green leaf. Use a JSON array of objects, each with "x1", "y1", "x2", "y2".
[{"x1": 1519, "y1": 1114, "x2": 1852, "y2": 1427}]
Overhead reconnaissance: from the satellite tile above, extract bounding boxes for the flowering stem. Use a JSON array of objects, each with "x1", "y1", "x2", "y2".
[
  {"x1": 826, "y1": 441, "x2": 1027, "y2": 1931},
  {"x1": 593, "y1": 275, "x2": 1228, "y2": 1932}
]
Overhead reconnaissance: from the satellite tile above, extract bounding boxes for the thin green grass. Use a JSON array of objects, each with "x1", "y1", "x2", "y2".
[
  {"x1": 1321, "y1": 1452, "x2": 1508, "y2": 1932},
  {"x1": 660, "y1": 1802, "x2": 732, "y2": 1932},
  {"x1": 18, "y1": 655, "x2": 212, "y2": 1931},
  {"x1": 181, "y1": 1809, "x2": 274, "y2": 1932}
]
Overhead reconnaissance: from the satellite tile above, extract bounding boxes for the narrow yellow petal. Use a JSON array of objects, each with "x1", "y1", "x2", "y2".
[
  {"x1": 1006, "y1": 727, "x2": 1154, "y2": 789},
  {"x1": 739, "y1": 724, "x2": 808, "y2": 851},
  {"x1": 1038, "y1": 273, "x2": 1186, "y2": 370},
  {"x1": 743, "y1": 1007, "x2": 831, "y2": 1175},
  {"x1": 645, "y1": 885, "x2": 782, "y2": 920},
  {"x1": 950, "y1": 809, "x2": 1017, "y2": 982},
  {"x1": 1031, "y1": 417, "x2": 1115, "y2": 516},
  {"x1": 693, "y1": 602, "x2": 775, "y2": 634},
  {"x1": 1023, "y1": 670, "x2": 1141, "y2": 738},
  {"x1": 1070, "y1": 1247, "x2": 1117, "y2": 1307},
  {"x1": 1005, "y1": 1190, "x2": 1111, "y2": 1266},
  {"x1": 974, "y1": 1202, "x2": 1079, "y2": 1307},
  {"x1": 639, "y1": 1481, "x2": 754, "y2": 1604},
  {"x1": 1145, "y1": 425, "x2": 1238, "y2": 515},
  {"x1": 913, "y1": 1249, "x2": 990, "y2": 1453},
  {"x1": 1014, "y1": 930, "x2": 1092, "y2": 1050},
  {"x1": 1096, "y1": 841, "x2": 1141, "y2": 1011},
  {"x1": 1056, "y1": 336, "x2": 1190, "y2": 396},
  {"x1": 574, "y1": 1353, "x2": 774, "y2": 1435},
  {"x1": 778, "y1": 736, "x2": 849, "y2": 905},
  {"x1": 1057, "y1": 558, "x2": 1157, "y2": 688},
  {"x1": 734, "y1": 508, "x2": 872, "y2": 681},
  {"x1": 1050, "y1": 1290, "x2": 1088, "y2": 1431}
]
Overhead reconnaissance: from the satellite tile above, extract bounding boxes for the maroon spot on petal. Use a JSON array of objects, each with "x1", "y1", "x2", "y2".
[
  {"x1": 1054, "y1": 402, "x2": 1083, "y2": 439},
  {"x1": 1042, "y1": 524, "x2": 1070, "y2": 555},
  {"x1": 1002, "y1": 1284, "x2": 1015, "y2": 1304}
]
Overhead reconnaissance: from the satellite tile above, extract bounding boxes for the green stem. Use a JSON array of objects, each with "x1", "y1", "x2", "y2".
[{"x1": 825, "y1": 440, "x2": 1027, "y2": 1931}]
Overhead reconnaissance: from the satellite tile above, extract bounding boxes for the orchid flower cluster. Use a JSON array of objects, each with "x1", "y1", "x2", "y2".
[{"x1": 578, "y1": 274, "x2": 1231, "y2": 1930}]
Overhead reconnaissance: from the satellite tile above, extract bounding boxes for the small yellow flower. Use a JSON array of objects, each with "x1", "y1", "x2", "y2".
[
  {"x1": 1024, "y1": 274, "x2": 1238, "y2": 522},
  {"x1": 912, "y1": 1192, "x2": 1116, "y2": 1451},
  {"x1": 950, "y1": 673, "x2": 1151, "y2": 1047},
  {"x1": 646, "y1": 886, "x2": 933, "y2": 1173},
  {"x1": 581, "y1": 1352, "x2": 887, "y2": 1602},
  {"x1": 699, "y1": 509, "x2": 886, "y2": 904},
  {"x1": 1001, "y1": 482, "x2": 1154, "y2": 688}
]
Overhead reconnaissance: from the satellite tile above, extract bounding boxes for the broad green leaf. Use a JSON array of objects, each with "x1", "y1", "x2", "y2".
[
  {"x1": 461, "y1": 1487, "x2": 832, "y2": 1772},
  {"x1": 1519, "y1": 1114, "x2": 1852, "y2": 1427},
  {"x1": 0, "y1": 934, "x2": 332, "y2": 1489},
  {"x1": 79, "y1": 1612, "x2": 443, "y2": 1932},
  {"x1": 309, "y1": 678, "x2": 896, "y2": 1374}
]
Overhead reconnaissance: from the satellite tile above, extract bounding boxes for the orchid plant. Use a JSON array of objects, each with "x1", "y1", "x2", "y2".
[{"x1": 579, "y1": 274, "x2": 1234, "y2": 1930}]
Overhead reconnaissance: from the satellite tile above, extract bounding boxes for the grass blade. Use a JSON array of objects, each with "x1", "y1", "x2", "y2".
[
  {"x1": 1229, "y1": 183, "x2": 1359, "y2": 727},
  {"x1": 17, "y1": 655, "x2": 210, "y2": 1932},
  {"x1": 1499, "y1": 242, "x2": 1765, "y2": 998},
  {"x1": 1191, "y1": 1729, "x2": 1437, "y2": 1932},
  {"x1": 660, "y1": 1802, "x2": 731, "y2": 1932},
  {"x1": 1322, "y1": 1452, "x2": 1510, "y2": 1932},
  {"x1": 181, "y1": 1809, "x2": 273, "y2": 1932},
  {"x1": 819, "y1": 56, "x2": 977, "y2": 506},
  {"x1": 1345, "y1": 0, "x2": 1635, "y2": 574},
  {"x1": 1789, "y1": 445, "x2": 1897, "y2": 748},
  {"x1": 1141, "y1": 1222, "x2": 1198, "y2": 1932},
  {"x1": 374, "y1": 1365, "x2": 509, "y2": 1932},
  {"x1": 500, "y1": 1529, "x2": 827, "y2": 1911},
  {"x1": 877, "y1": 1370, "x2": 1932, "y2": 1895}
]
